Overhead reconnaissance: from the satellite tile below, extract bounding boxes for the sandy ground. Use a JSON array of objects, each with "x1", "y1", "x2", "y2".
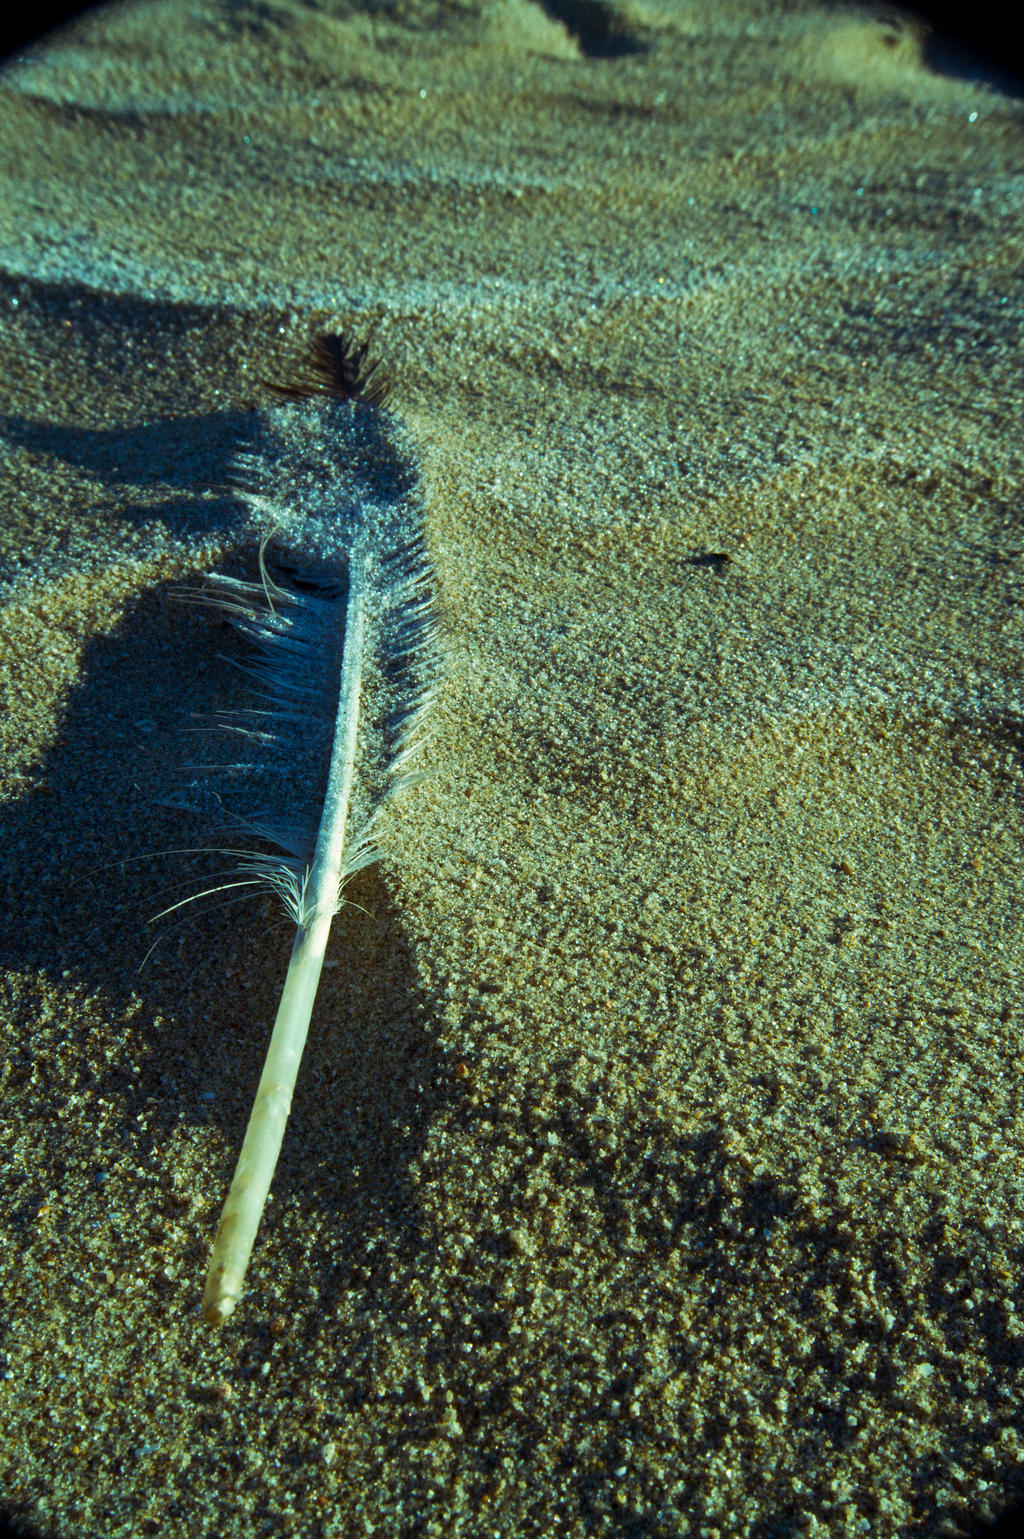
[{"x1": 0, "y1": 2, "x2": 1022, "y2": 1535}]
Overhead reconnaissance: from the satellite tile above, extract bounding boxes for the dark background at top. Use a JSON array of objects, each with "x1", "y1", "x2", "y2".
[{"x1": 0, "y1": 0, "x2": 1021, "y2": 91}]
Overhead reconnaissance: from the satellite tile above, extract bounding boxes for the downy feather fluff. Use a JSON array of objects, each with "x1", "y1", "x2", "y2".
[{"x1": 181, "y1": 334, "x2": 440, "y2": 1324}]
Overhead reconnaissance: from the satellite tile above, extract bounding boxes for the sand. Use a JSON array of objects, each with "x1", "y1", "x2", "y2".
[{"x1": 0, "y1": 2, "x2": 1022, "y2": 1535}]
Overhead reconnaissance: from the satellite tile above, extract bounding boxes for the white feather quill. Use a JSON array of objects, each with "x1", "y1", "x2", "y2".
[{"x1": 175, "y1": 335, "x2": 440, "y2": 1324}]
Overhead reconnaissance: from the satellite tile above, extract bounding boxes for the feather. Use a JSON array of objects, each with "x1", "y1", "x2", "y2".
[{"x1": 176, "y1": 334, "x2": 440, "y2": 1324}]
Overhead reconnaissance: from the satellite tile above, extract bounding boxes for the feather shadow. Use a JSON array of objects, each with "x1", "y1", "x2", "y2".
[{"x1": 0, "y1": 570, "x2": 446, "y2": 1309}]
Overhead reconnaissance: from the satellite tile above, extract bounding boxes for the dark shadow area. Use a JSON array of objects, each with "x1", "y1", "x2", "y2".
[
  {"x1": 907, "y1": 1, "x2": 1024, "y2": 95},
  {"x1": 0, "y1": 1512, "x2": 59, "y2": 1539},
  {"x1": 0, "y1": 575, "x2": 230, "y2": 985},
  {"x1": 0, "y1": 271, "x2": 249, "y2": 377},
  {"x1": 977, "y1": 713, "x2": 1024, "y2": 768},
  {"x1": 974, "y1": 1497, "x2": 1024, "y2": 1535},
  {"x1": 0, "y1": 271, "x2": 270, "y2": 588},
  {"x1": 945, "y1": 711, "x2": 1024, "y2": 809},
  {"x1": 536, "y1": 0, "x2": 650, "y2": 58},
  {"x1": 0, "y1": 408, "x2": 251, "y2": 584},
  {"x1": 685, "y1": 549, "x2": 733, "y2": 573},
  {"x1": 0, "y1": 410, "x2": 252, "y2": 495},
  {"x1": 0, "y1": 0, "x2": 102, "y2": 64}
]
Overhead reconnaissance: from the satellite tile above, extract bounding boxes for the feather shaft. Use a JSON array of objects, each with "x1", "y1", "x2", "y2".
[{"x1": 201, "y1": 540, "x2": 371, "y2": 1324}]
